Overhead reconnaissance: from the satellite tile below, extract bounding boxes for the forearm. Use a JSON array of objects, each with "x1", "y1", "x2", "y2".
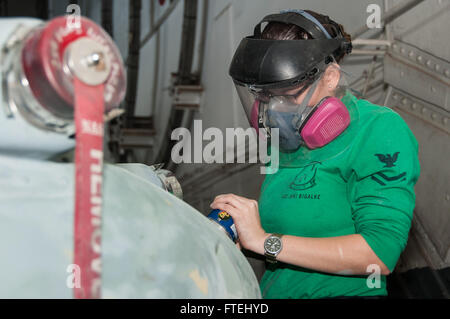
[
  {"x1": 250, "y1": 233, "x2": 390, "y2": 276},
  {"x1": 210, "y1": 194, "x2": 391, "y2": 276}
]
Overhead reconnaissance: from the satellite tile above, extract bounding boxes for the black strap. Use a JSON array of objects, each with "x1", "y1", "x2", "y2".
[
  {"x1": 254, "y1": 12, "x2": 352, "y2": 55},
  {"x1": 254, "y1": 12, "x2": 329, "y2": 40}
]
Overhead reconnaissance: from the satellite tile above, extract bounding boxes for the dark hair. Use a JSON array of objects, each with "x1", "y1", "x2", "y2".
[{"x1": 261, "y1": 10, "x2": 352, "y2": 63}]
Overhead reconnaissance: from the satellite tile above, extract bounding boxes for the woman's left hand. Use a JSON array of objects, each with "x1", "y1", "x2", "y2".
[{"x1": 210, "y1": 194, "x2": 267, "y2": 253}]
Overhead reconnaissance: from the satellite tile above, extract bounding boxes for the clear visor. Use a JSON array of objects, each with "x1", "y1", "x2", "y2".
[
  {"x1": 234, "y1": 83, "x2": 261, "y2": 130},
  {"x1": 234, "y1": 77, "x2": 319, "y2": 132}
]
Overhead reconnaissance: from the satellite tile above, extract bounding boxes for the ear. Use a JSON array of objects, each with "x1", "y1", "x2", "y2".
[{"x1": 323, "y1": 63, "x2": 341, "y2": 92}]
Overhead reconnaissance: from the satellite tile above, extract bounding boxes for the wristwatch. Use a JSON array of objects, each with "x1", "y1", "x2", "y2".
[{"x1": 264, "y1": 233, "x2": 283, "y2": 264}]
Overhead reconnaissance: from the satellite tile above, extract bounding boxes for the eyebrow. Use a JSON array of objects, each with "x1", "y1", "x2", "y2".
[{"x1": 268, "y1": 84, "x2": 306, "y2": 96}]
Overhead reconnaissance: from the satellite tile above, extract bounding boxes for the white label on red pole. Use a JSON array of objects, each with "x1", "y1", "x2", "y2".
[{"x1": 73, "y1": 78, "x2": 105, "y2": 299}]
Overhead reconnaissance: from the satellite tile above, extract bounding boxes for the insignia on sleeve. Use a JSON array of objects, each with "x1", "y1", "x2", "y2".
[
  {"x1": 374, "y1": 152, "x2": 400, "y2": 167},
  {"x1": 371, "y1": 152, "x2": 406, "y2": 186}
]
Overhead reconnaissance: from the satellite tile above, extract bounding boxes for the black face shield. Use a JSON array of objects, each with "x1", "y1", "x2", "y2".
[{"x1": 228, "y1": 11, "x2": 352, "y2": 90}]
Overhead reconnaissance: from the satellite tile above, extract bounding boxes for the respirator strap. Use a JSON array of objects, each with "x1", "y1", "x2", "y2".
[{"x1": 291, "y1": 79, "x2": 320, "y2": 130}]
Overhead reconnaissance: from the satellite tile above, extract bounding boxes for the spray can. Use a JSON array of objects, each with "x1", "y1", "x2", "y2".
[{"x1": 207, "y1": 209, "x2": 238, "y2": 243}]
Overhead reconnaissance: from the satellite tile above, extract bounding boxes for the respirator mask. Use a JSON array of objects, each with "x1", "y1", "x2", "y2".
[{"x1": 235, "y1": 63, "x2": 350, "y2": 152}]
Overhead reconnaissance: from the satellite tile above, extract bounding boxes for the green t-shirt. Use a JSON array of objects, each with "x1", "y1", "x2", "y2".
[{"x1": 258, "y1": 92, "x2": 420, "y2": 299}]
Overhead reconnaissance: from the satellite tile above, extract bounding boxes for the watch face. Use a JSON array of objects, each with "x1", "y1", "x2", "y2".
[{"x1": 265, "y1": 236, "x2": 282, "y2": 254}]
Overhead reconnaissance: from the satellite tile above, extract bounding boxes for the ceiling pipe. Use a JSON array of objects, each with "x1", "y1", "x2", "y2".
[
  {"x1": 140, "y1": 0, "x2": 181, "y2": 49},
  {"x1": 124, "y1": 0, "x2": 142, "y2": 126},
  {"x1": 101, "y1": 0, "x2": 114, "y2": 37},
  {"x1": 155, "y1": 0, "x2": 199, "y2": 169}
]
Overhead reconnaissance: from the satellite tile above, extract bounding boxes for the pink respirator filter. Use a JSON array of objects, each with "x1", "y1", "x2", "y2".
[{"x1": 300, "y1": 97, "x2": 351, "y2": 149}]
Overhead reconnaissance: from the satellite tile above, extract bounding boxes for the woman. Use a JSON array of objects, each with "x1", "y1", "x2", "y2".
[{"x1": 210, "y1": 9, "x2": 420, "y2": 299}]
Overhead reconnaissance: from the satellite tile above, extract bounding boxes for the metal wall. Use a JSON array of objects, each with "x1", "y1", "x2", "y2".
[{"x1": 382, "y1": 0, "x2": 450, "y2": 274}]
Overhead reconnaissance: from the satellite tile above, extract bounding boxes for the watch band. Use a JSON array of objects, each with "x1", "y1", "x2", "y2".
[{"x1": 264, "y1": 233, "x2": 283, "y2": 264}]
